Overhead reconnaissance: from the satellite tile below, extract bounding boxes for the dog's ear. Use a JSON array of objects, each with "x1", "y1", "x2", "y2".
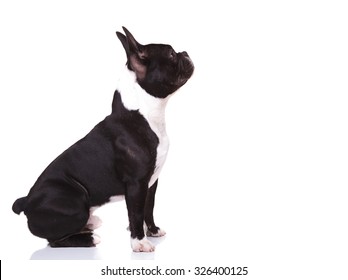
[
  {"x1": 116, "y1": 31, "x2": 128, "y2": 53},
  {"x1": 116, "y1": 27, "x2": 147, "y2": 80}
]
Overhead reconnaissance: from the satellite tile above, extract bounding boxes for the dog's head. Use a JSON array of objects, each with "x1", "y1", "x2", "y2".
[{"x1": 116, "y1": 27, "x2": 194, "y2": 98}]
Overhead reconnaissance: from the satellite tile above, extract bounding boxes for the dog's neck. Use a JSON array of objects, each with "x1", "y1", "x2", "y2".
[{"x1": 116, "y1": 67, "x2": 170, "y2": 134}]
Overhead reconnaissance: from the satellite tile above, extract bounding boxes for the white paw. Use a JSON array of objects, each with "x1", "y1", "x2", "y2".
[
  {"x1": 87, "y1": 215, "x2": 102, "y2": 230},
  {"x1": 93, "y1": 233, "x2": 101, "y2": 245},
  {"x1": 131, "y1": 237, "x2": 155, "y2": 252},
  {"x1": 147, "y1": 228, "x2": 166, "y2": 237}
]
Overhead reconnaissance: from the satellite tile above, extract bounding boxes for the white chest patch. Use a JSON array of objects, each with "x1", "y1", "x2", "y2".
[{"x1": 116, "y1": 68, "x2": 170, "y2": 187}]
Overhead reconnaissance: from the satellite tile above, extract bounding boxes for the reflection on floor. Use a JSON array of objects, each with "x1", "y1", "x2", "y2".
[{"x1": 30, "y1": 236, "x2": 166, "y2": 260}]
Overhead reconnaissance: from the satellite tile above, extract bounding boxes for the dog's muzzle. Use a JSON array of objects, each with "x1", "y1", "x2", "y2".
[{"x1": 177, "y1": 52, "x2": 194, "y2": 85}]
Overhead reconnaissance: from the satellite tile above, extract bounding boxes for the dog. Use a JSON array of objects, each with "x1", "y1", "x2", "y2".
[{"x1": 12, "y1": 27, "x2": 194, "y2": 252}]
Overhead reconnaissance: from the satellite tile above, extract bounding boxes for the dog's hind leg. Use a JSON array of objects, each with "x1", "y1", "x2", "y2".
[
  {"x1": 48, "y1": 210, "x2": 102, "y2": 248},
  {"x1": 24, "y1": 180, "x2": 95, "y2": 247},
  {"x1": 49, "y1": 231, "x2": 100, "y2": 247}
]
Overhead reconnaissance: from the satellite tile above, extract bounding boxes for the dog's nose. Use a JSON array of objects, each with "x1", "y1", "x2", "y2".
[{"x1": 181, "y1": 51, "x2": 189, "y2": 57}]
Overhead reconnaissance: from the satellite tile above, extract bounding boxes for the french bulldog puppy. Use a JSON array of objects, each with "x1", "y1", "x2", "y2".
[{"x1": 12, "y1": 27, "x2": 194, "y2": 252}]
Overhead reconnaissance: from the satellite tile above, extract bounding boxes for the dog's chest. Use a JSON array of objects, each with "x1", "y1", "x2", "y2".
[
  {"x1": 117, "y1": 69, "x2": 170, "y2": 187},
  {"x1": 146, "y1": 115, "x2": 169, "y2": 187}
]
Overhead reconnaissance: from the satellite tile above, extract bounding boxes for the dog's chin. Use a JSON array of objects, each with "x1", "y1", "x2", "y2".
[
  {"x1": 176, "y1": 68, "x2": 194, "y2": 88},
  {"x1": 175, "y1": 77, "x2": 190, "y2": 88}
]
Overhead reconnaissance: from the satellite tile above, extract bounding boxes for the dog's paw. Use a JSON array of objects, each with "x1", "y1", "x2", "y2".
[
  {"x1": 93, "y1": 233, "x2": 101, "y2": 245},
  {"x1": 87, "y1": 215, "x2": 102, "y2": 230},
  {"x1": 147, "y1": 228, "x2": 166, "y2": 237},
  {"x1": 131, "y1": 237, "x2": 155, "y2": 252}
]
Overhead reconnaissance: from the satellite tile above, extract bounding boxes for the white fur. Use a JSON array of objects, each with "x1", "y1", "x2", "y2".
[
  {"x1": 116, "y1": 68, "x2": 170, "y2": 187},
  {"x1": 88, "y1": 195, "x2": 125, "y2": 229},
  {"x1": 131, "y1": 237, "x2": 155, "y2": 252},
  {"x1": 143, "y1": 223, "x2": 166, "y2": 237},
  {"x1": 92, "y1": 233, "x2": 101, "y2": 245},
  {"x1": 147, "y1": 228, "x2": 166, "y2": 237},
  {"x1": 87, "y1": 214, "x2": 102, "y2": 230}
]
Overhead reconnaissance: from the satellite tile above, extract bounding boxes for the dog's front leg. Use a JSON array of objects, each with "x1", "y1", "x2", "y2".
[
  {"x1": 125, "y1": 181, "x2": 155, "y2": 252},
  {"x1": 145, "y1": 180, "x2": 166, "y2": 237}
]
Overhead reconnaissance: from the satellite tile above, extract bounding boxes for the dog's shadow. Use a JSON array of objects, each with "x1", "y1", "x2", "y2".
[
  {"x1": 30, "y1": 246, "x2": 102, "y2": 260},
  {"x1": 30, "y1": 236, "x2": 166, "y2": 260}
]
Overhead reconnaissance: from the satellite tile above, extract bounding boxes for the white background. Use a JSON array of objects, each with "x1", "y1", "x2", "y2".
[{"x1": 1, "y1": 0, "x2": 348, "y2": 279}]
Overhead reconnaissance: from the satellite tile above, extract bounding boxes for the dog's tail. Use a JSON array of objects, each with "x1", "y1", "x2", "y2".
[{"x1": 12, "y1": 196, "x2": 28, "y2": 215}]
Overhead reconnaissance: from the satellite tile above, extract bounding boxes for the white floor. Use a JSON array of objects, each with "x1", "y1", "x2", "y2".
[{"x1": 6, "y1": 180, "x2": 254, "y2": 262}]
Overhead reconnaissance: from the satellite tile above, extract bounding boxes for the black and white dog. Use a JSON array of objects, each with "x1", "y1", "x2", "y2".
[{"x1": 12, "y1": 27, "x2": 194, "y2": 252}]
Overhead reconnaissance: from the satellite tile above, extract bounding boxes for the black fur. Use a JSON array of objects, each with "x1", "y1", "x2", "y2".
[{"x1": 12, "y1": 27, "x2": 194, "y2": 249}]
